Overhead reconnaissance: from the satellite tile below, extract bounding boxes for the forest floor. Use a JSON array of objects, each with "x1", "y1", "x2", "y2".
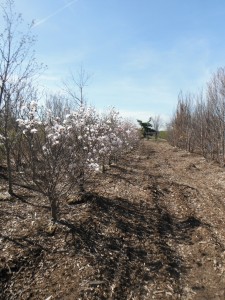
[{"x1": 0, "y1": 140, "x2": 225, "y2": 300}]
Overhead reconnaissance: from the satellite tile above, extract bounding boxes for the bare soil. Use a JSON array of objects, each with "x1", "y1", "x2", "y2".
[{"x1": 0, "y1": 140, "x2": 225, "y2": 300}]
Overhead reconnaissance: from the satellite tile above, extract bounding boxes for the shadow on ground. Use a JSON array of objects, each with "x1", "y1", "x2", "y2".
[
  {"x1": 0, "y1": 142, "x2": 203, "y2": 299},
  {"x1": 60, "y1": 192, "x2": 202, "y2": 299}
]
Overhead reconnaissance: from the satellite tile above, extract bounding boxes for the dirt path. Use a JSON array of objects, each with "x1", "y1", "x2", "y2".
[
  {"x1": 139, "y1": 140, "x2": 225, "y2": 299},
  {"x1": 1, "y1": 140, "x2": 225, "y2": 299}
]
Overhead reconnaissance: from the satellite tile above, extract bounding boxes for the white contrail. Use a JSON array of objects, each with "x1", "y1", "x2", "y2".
[{"x1": 33, "y1": 0, "x2": 77, "y2": 28}]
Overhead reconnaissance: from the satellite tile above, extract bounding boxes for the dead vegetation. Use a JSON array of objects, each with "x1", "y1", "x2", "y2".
[{"x1": 0, "y1": 140, "x2": 225, "y2": 299}]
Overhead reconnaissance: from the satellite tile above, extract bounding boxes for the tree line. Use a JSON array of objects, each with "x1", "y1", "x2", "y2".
[
  {"x1": 0, "y1": 0, "x2": 139, "y2": 221},
  {"x1": 168, "y1": 67, "x2": 225, "y2": 166}
]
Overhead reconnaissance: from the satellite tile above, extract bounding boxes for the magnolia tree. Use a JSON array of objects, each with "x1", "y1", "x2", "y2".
[
  {"x1": 17, "y1": 101, "x2": 74, "y2": 221},
  {"x1": 17, "y1": 102, "x2": 103, "y2": 220},
  {"x1": 16, "y1": 101, "x2": 139, "y2": 221},
  {"x1": 97, "y1": 108, "x2": 123, "y2": 170},
  {"x1": 63, "y1": 105, "x2": 102, "y2": 192},
  {"x1": 97, "y1": 108, "x2": 139, "y2": 170}
]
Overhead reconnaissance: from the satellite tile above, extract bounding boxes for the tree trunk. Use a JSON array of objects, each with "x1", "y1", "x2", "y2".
[
  {"x1": 78, "y1": 170, "x2": 85, "y2": 193},
  {"x1": 5, "y1": 138, "x2": 13, "y2": 195},
  {"x1": 49, "y1": 196, "x2": 58, "y2": 222}
]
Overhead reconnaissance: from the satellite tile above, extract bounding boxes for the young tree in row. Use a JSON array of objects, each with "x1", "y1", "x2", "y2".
[
  {"x1": 0, "y1": 0, "x2": 43, "y2": 194},
  {"x1": 152, "y1": 115, "x2": 163, "y2": 140},
  {"x1": 168, "y1": 92, "x2": 193, "y2": 151}
]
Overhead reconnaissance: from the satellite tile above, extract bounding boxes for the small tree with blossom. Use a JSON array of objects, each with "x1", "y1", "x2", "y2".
[
  {"x1": 97, "y1": 108, "x2": 139, "y2": 170},
  {"x1": 17, "y1": 102, "x2": 107, "y2": 220},
  {"x1": 17, "y1": 101, "x2": 82, "y2": 221},
  {"x1": 62, "y1": 105, "x2": 102, "y2": 192}
]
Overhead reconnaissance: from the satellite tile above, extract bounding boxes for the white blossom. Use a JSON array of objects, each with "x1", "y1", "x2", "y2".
[{"x1": 30, "y1": 128, "x2": 38, "y2": 134}]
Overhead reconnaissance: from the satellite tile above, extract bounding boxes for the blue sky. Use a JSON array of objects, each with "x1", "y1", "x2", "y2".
[{"x1": 14, "y1": 0, "x2": 225, "y2": 125}]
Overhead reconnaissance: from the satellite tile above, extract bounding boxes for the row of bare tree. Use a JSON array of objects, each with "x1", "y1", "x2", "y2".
[{"x1": 168, "y1": 67, "x2": 225, "y2": 166}]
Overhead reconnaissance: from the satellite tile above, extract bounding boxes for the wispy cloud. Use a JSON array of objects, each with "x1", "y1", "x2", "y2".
[
  {"x1": 123, "y1": 47, "x2": 159, "y2": 71},
  {"x1": 33, "y1": 0, "x2": 78, "y2": 28}
]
